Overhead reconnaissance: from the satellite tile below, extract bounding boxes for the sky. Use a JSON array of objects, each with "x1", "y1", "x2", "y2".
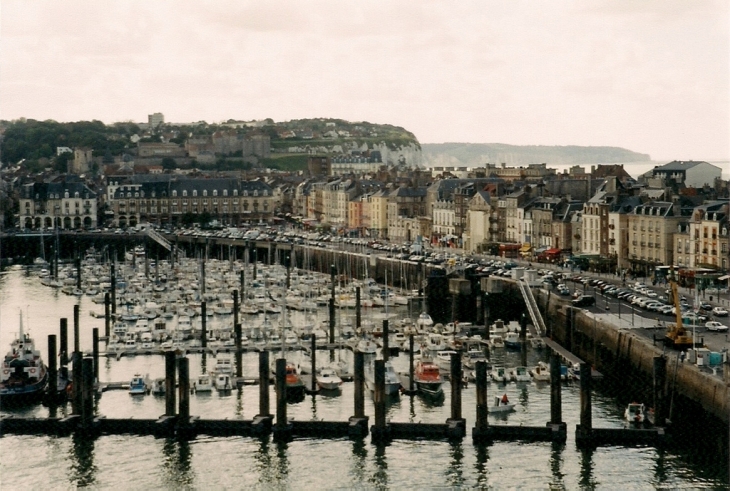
[{"x1": 1, "y1": 0, "x2": 728, "y2": 161}]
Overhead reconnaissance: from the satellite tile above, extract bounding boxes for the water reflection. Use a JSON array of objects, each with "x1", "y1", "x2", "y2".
[
  {"x1": 549, "y1": 441, "x2": 565, "y2": 489},
  {"x1": 69, "y1": 433, "x2": 96, "y2": 488},
  {"x1": 653, "y1": 447, "x2": 667, "y2": 486},
  {"x1": 310, "y1": 394, "x2": 318, "y2": 419},
  {"x1": 474, "y1": 443, "x2": 490, "y2": 488},
  {"x1": 370, "y1": 443, "x2": 389, "y2": 488},
  {"x1": 578, "y1": 447, "x2": 596, "y2": 489},
  {"x1": 350, "y1": 439, "x2": 368, "y2": 484},
  {"x1": 446, "y1": 442, "x2": 465, "y2": 487},
  {"x1": 161, "y1": 438, "x2": 194, "y2": 488},
  {"x1": 234, "y1": 387, "x2": 244, "y2": 417}
]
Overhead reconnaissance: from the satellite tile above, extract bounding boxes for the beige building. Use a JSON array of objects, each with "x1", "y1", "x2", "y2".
[
  {"x1": 367, "y1": 189, "x2": 389, "y2": 239},
  {"x1": 627, "y1": 201, "x2": 681, "y2": 275},
  {"x1": 20, "y1": 179, "x2": 98, "y2": 230}
]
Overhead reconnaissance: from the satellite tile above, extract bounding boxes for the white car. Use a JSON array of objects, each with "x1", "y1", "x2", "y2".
[
  {"x1": 705, "y1": 321, "x2": 729, "y2": 332},
  {"x1": 712, "y1": 307, "x2": 729, "y2": 317}
]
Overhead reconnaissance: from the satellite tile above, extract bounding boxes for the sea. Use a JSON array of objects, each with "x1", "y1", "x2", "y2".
[{"x1": 0, "y1": 266, "x2": 728, "y2": 489}]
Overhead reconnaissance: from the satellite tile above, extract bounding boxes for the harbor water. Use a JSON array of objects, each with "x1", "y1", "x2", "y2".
[{"x1": 0, "y1": 266, "x2": 727, "y2": 488}]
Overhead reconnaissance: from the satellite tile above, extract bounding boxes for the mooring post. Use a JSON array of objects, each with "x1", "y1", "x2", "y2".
[
  {"x1": 240, "y1": 269, "x2": 245, "y2": 298},
  {"x1": 354, "y1": 351, "x2": 365, "y2": 418},
  {"x1": 273, "y1": 357, "x2": 292, "y2": 441},
  {"x1": 253, "y1": 247, "x2": 258, "y2": 280},
  {"x1": 258, "y1": 350, "x2": 271, "y2": 416},
  {"x1": 92, "y1": 328, "x2": 99, "y2": 383},
  {"x1": 355, "y1": 286, "x2": 361, "y2": 329},
  {"x1": 110, "y1": 261, "x2": 116, "y2": 315},
  {"x1": 81, "y1": 357, "x2": 95, "y2": 430},
  {"x1": 165, "y1": 351, "x2": 176, "y2": 417},
  {"x1": 653, "y1": 355, "x2": 667, "y2": 427},
  {"x1": 201, "y1": 259, "x2": 206, "y2": 296},
  {"x1": 371, "y1": 359, "x2": 389, "y2": 442},
  {"x1": 286, "y1": 251, "x2": 292, "y2": 289},
  {"x1": 201, "y1": 301, "x2": 207, "y2": 348},
  {"x1": 577, "y1": 362, "x2": 592, "y2": 441},
  {"x1": 178, "y1": 357, "x2": 190, "y2": 421},
  {"x1": 60, "y1": 318, "x2": 69, "y2": 367},
  {"x1": 450, "y1": 352, "x2": 463, "y2": 420},
  {"x1": 472, "y1": 360, "x2": 489, "y2": 441},
  {"x1": 476, "y1": 293, "x2": 483, "y2": 326},
  {"x1": 382, "y1": 320, "x2": 390, "y2": 363},
  {"x1": 520, "y1": 313, "x2": 528, "y2": 367},
  {"x1": 235, "y1": 323, "x2": 243, "y2": 379},
  {"x1": 409, "y1": 333, "x2": 415, "y2": 392},
  {"x1": 550, "y1": 351, "x2": 563, "y2": 426},
  {"x1": 76, "y1": 255, "x2": 81, "y2": 290},
  {"x1": 104, "y1": 293, "x2": 111, "y2": 339},
  {"x1": 47, "y1": 335, "x2": 58, "y2": 403},
  {"x1": 144, "y1": 243, "x2": 149, "y2": 278},
  {"x1": 71, "y1": 351, "x2": 82, "y2": 415},
  {"x1": 349, "y1": 350, "x2": 368, "y2": 438},
  {"x1": 73, "y1": 304, "x2": 80, "y2": 354},
  {"x1": 329, "y1": 264, "x2": 336, "y2": 345},
  {"x1": 311, "y1": 335, "x2": 317, "y2": 392},
  {"x1": 233, "y1": 290, "x2": 239, "y2": 338}
]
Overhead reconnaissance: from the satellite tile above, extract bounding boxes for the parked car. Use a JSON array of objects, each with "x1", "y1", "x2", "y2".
[
  {"x1": 572, "y1": 295, "x2": 596, "y2": 307},
  {"x1": 712, "y1": 307, "x2": 729, "y2": 317},
  {"x1": 705, "y1": 321, "x2": 729, "y2": 332}
]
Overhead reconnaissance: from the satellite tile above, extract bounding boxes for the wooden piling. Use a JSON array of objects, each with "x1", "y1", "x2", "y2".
[
  {"x1": 310, "y1": 335, "x2": 317, "y2": 392},
  {"x1": 476, "y1": 293, "x2": 483, "y2": 325},
  {"x1": 252, "y1": 247, "x2": 257, "y2": 280},
  {"x1": 274, "y1": 357, "x2": 292, "y2": 441},
  {"x1": 72, "y1": 351, "x2": 82, "y2": 415},
  {"x1": 258, "y1": 350, "x2": 270, "y2": 416},
  {"x1": 329, "y1": 265, "x2": 336, "y2": 344},
  {"x1": 450, "y1": 352, "x2": 462, "y2": 420},
  {"x1": 104, "y1": 293, "x2": 110, "y2": 338},
  {"x1": 353, "y1": 351, "x2": 365, "y2": 418},
  {"x1": 355, "y1": 286, "x2": 361, "y2": 329},
  {"x1": 73, "y1": 304, "x2": 80, "y2": 353},
  {"x1": 178, "y1": 357, "x2": 190, "y2": 420},
  {"x1": 550, "y1": 351, "x2": 562, "y2": 425},
  {"x1": 60, "y1": 318, "x2": 68, "y2": 367},
  {"x1": 165, "y1": 351, "x2": 176, "y2": 417},
  {"x1": 578, "y1": 362, "x2": 592, "y2": 437},
  {"x1": 201, "y1": 259, "x2": 206, "y2": 296},
  {"x1": 201, "y1": 301, "x2": 207, "y2": 348},
  {"x1": 110, "y1": 261, "x2": 116, "y2": 314},
  {"x1": 233, "y1": 290, "x2": 239, "y2": 338},
  {"x1": 653, "y1": 356, "x2": 667, "y2": 427},
  {"x1": 286, "y1": 251, "x2": 291, "y2": 289},
  {"x1": 409, "y1": 334, "x2": 415, "y2": 392},
  {"x1": 75, "y1": 255, "x2": 81, "y2": 289},
  {"x1": 474, "y1": 360, "x2": 489, "y2": 435},
  {"x1": 373, "y1": 359, "x2": 386, "y2": 432},
  {"x1": 235, "y1": 323, "x2": 243, "y2": 379},
  {"x1": 81, "y1": 357, "x2": 94, "y2": 428},
  {"x1": 92, "y1": 328, "x2": 99, "y2": 383},
  {"x1": 47, "y1": 335, "x2": 57, "y2": 403},
  {"x1": 382, "y1": 320, "x2": 389, "y2": 363},
  {"x1": 240, "y1": 269, "x2": 245, "y2": 298}
]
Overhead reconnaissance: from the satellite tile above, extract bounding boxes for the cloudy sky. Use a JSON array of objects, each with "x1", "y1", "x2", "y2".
[{"x1": 1, "y1": 1, "x2": 728, "y2": 160}]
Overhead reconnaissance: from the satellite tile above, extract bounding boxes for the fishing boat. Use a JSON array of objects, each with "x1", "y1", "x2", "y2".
[
  {"x1": 150, "y1": 378, "x2": 166, "y2": 396},
  {"x1": 214, "y1": 373, "x2": 233, "y2": 392},
  {"x1": 0, "y1": 313, "x2": 49, "y2": 404},
  {"x1": 510, "y1": 366, "x2": 531, "y2": 382},
  {"x1": 316, "y1": 367, "x2": 343, "y2": 391},
  {"x1": 487, "y1": 393, "x2": 516, "y2": 414},
  {"x1": 194, "y1": 374, "x2": 213, "y2": 392},
  {"x1": 413, "y1": 357, "x2": 444, "y2": 397},
  {"x1": 364, "y1": 360, "x2": 402, "y2": 396},
  {"x1": 356, "y1": 338, "x2": 377, "y2": 354},
  {"x1": 490, "y1": 366, "x2": 509, "y2": 384},
  {"x1": 129, "y1": 374, "x2": 147, "y2": 395},
  {"x1": 435, "y1": 350, "x2": 458, "y2": 371},
  {"x1": 214, "y1": 354, "x2": 234, "y2": 375},
  {"x1": 284, "y1": 362, "x2": 305, "y2": 401},
  {"x1": 490, "y1": 335, "x2": 505, "y2": 349},
  {"x1": 416, "y1": 312, "x2": 434, "y2": 331},
  {"x1": 462, "y1": 345, "x2": 488, "y2": 369},
  {"x1": 624, "y1": 402, "x2": 648, "y2": 425},
  {"x1": 529, "y1": 361, "x2": 551, "y2": 382},
  {"x1": 504, "y1": 331, "x2": 522, "y2": 350}
]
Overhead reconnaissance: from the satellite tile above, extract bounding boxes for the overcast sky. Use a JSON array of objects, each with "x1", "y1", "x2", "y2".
[{"x1": 1, "y1": 1, "x2": 728, "y2": 161}]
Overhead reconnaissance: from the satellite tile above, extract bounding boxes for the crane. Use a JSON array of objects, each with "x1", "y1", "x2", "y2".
[{"x1": 663, "y1": 272, "x2": 694, "y2": 350}]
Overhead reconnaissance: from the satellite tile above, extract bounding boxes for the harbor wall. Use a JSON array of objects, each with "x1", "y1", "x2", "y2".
[{"x1": 538, "y1": 289, "x2": 730, "y2": 425}]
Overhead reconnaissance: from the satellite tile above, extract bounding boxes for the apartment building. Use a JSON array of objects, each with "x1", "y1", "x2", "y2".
[{"x1": 20, "y1": 178, "x2": 98, "y2": 230}]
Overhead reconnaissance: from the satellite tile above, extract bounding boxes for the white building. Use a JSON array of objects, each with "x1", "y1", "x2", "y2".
[{"x1": 651, "y1": 160, "x2": 722, "y2": 188}]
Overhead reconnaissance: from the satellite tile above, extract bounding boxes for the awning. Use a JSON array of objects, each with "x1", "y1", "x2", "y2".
[
  {"x1": 545, "y1": 248, "x2": 561, "y2": 254},
  {"x1": 719, "y1": 275, "x2": 730, "y2": 281},
  {"x1": 535, "y1": 246, "x2": 548, "y2": 254},
  {"x1": 520, "y1": 243, "x2": 532, "y2": 252}
]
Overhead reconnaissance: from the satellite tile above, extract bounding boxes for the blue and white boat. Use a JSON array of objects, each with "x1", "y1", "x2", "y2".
[
  {"x1": 0, "y1": 313, "x2": 49, "y2": 404},
  {"x1": 129, "y1": 374, "x2": 147, "y2": 395}
]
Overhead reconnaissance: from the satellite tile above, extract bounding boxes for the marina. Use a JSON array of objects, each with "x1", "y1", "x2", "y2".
[{"x1": 0, "y1": 252, "x2": 728, "y2": 488}]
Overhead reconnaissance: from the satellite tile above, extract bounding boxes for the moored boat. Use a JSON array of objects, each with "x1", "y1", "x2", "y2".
[
  {"x1": 529, "y1": 361, "x2": 550, "y2": 382},
  {"x1": 0, "y1": 313, "x2": 49, "y2": 404},
  {"x1": 413, "y1": 357, "x2": 444, "y2": 397},
  {"x1": 624, "y1": 402, "x2": 648, "y2": 425},
  {"x1": 316, "y1": 367, "x2": 343, "y2": 391},
  {"x1": 129, "y1": 374, "x2": 147, "y2": 395},
  {"x1": 364, "y1": 360, "x2": 401, "y2": 396},
  {"x1": 194, "y1": 374, "x2": 213, "y2": 392},
  {"x1": 487, "y1": 393, "x2": 516, "y2": 413}
]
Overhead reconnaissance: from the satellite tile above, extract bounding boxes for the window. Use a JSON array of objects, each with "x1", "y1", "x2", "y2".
[
  {"x1": 223, "y1": 190, "x2": 228, "y2": 197},
  {"x1": 213, "y1": 190, "x2": 218, "y2": 197},
  {"x1": 193, "y1": 190, "x2": 198, "y2": 197},
  {"x1": 172, "y1": 190, "x2": 177, "y2": 197},
  {"x1": 183, "y1": 190, "x2": 188, "y2": 197},
  {"x1": 203, "y1": 190, "x2": 208, "y2": 197}
]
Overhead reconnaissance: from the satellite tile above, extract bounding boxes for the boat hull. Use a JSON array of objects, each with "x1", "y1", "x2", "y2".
[{"x1": 0, "y1": 371, "x2": 49, "y2": 406}]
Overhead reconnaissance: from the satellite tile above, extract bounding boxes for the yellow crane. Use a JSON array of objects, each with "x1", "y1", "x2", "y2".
[{"x1": 663, "y1": 274, "x2": 694, "y2": 350}]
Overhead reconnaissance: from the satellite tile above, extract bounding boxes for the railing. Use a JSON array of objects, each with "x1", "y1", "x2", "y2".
[
  {"x1": 518, "y1": 280, "x2": 547, "y2": 337},
  {"x1": 146, "y1": 227, "x2": 172, "y2": 252}
]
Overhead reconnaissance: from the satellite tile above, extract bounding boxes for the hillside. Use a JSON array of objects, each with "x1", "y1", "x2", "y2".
[{"x1": 421, "y1": 143, "x2": 650, "y2": 167}]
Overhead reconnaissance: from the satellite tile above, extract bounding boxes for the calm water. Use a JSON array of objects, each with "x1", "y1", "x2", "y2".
[{"x1": 0, "y1": 266, "x2": 727, "y2": 489}]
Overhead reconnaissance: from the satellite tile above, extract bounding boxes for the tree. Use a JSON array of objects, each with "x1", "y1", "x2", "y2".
[{"x1": 161, "y1": 157, "x2": 177, "y2": 170}]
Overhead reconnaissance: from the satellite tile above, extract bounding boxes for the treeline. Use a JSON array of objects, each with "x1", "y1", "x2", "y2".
[{"x1": 1, "y1": 119, "x2": 141, "y2": 165}]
